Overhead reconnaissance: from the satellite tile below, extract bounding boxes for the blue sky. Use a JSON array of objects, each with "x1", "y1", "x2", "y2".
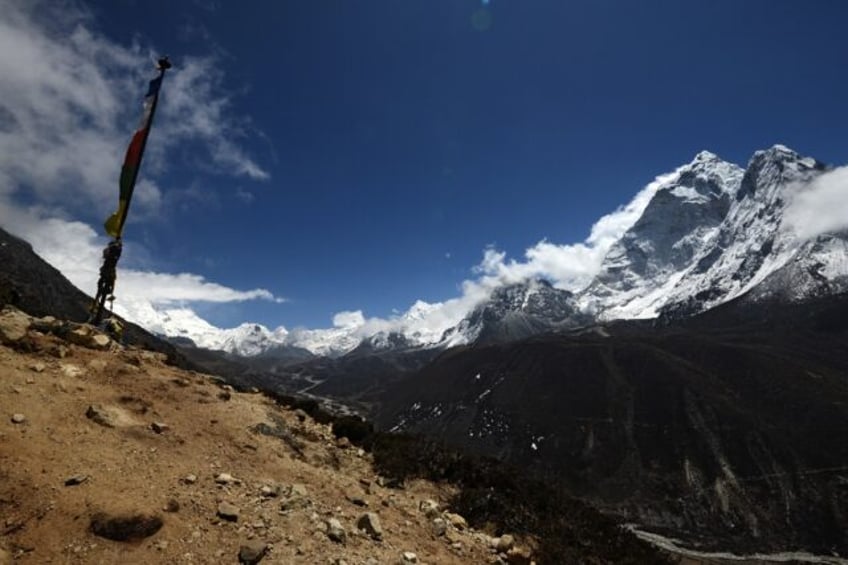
[{"x1": 2, "y1": 0, "x2": 848, "y2": 331}]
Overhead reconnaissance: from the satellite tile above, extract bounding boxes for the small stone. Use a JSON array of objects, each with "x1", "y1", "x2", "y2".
[
  {"x1": 85, "y1": 404, "x2": 134, "y2": 428},
  {"x1": 294, "y1": 409, "x2": 308, "y2": 422},
  {"x1": 154, "y1": 540, "x2": 169, "y2": 551},
  {"x1": 259, "y1": 485, "x2": 274, "y2": 497},
  {"x1": 347, "y1": 494, "x2": 368, "y2": 507},
  {"x1": 356, "y1": 512, "x2": 383, "y2": 540},
  {"x1": 495, "y1": 534, "x2": 515, "y2": 553},
  {"x1": 217, "y1": 501, "x2": 240, "y2": 522},
  {"x1": 64, "y1": 474, "x2": 89, "y2": 486},
  {"x1": 402, "y1": 551, "x2": 418, "y2": 563},
  {"x1": 25, "y1": 377, "x2": 35, "y2": 384},
  {"x1": 445, "y1": 528, "x2": 463, "y2": 544},
  {"x1": 445, "y1": 512, "x2": 467, "y2": 530},
  {"x1": 419, "y1": 499, "x2": 440, "y2": 519},
  {"x1": 90, "y1": 334, "x2": 112, "y2": 350},
  {"x1": 54, "y1": 344, "x2": 70, "y2": 358},
  {"x1": 336, "y1": 436, "x2": 351, "y2": 449},
  {"x1": 238, "y1": 540, "x2": 268, "y2": 564},
  {"x1": 164, "y1": 498, "x2": 180, "y2": 513},
  {"x1": 326, "y1": 518, "x2": 346, "y2": 544},
  {"x1": 432, "y1": 517, "x2": 447, "y2": 536},
  {"x1": 30, "y1": 362, "x2": 46, "y2": 373},
  {"x1": 151, "y1": 422, "x2": 170, "y2": 434},
  {"x1": 183, "y1": 474, "x2": 198, "y2": 484},
  {"x1": 218, "y1": 390, "x2": 232, "y2": 401},
  {"x1": 10, "y1": 414, "x2": 25, "y2": 424},
  {"x1": 215, "y1": 473, "x2": 236, "y2": 484},
  {"x1": 506, "y1": 546, "x2": 533, "y2": 564}
]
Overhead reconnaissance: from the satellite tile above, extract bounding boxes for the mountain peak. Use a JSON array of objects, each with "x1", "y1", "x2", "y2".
[{"x1": 693, "y1": 150, "x2": 720, "y2": 163}]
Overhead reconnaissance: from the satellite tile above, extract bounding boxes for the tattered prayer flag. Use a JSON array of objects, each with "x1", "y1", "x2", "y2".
[{"x1": 104, "y1": 60, "x2": 170, "y2": 239}]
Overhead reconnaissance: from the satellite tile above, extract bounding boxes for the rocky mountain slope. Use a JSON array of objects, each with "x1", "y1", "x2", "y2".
[
  {"x1": 374, "y1": 290, "x2": 848, "y2": 557},
  {"x1": 0, "y1": 227, "x2": 195, "y2": 369},
  {"x1": 0, "y1": 305, "x2": 675, "y2": 565}
]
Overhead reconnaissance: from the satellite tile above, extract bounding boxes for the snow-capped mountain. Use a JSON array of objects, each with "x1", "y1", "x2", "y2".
[
  {"x1": 440, "y1": 279, "x2": 591, "y2": 346},
  {"x1": 578, "y1": 150, "x2": 745, "y2": 319},
  {"x1": 579, "y1": 144, "x2": 847, "y2": 320},
  {"x1": 124, "y1": 145, "x2": 848, "y2": 358}
]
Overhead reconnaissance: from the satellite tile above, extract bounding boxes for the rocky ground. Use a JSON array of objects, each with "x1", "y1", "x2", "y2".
[{"x1": 0, "y1": 306, "x2": 527, "y2": 565}]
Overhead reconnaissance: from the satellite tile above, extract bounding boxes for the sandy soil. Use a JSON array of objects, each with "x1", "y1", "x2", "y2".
[{"x1": 0, "y1": 330, "x2": 503, "y2": 564}]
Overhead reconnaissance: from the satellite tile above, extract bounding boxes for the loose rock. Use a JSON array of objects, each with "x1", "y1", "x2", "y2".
[
  {"x1": 0, "y1": 306, "x2": 31, "y2": 344},
  {"x1": 419, "y1": 499, "x2": 440, "y2": 519},
  {"x1": 61, "y1": 363, "x2": 83, "y2": 377},
  {"x1": 64, "y1": 474, "x2": 89, "y2": 486},
  {"x1": 356, "y1": 512, "x2": 383, "y2": 540},
  {"x1": 445, "y1": 512, "x2": 467, "y2": 530},
  {"x1": 66, "y1": 325, "x2": 112, "y2": 350},
  {"x1": 151, "y1": 422, "x2": 169, "y2": 434},
  {"x1": 506, "y1": 546, "x2": 533, "y2": 564},
  {"x1": 215, "y1": 472, "x2": 237, "y2": 485},
  {"x1": 85, "y1": 404, "x2": 135, "y2": 428},
  {"x1": 238, "y1": 540, "x2": 268, "y2": 564},
  {"x1": 432, "y1": 517, "x2": 447, "y2": 536},
  {"x1": 10, "y1": 413, "x2": 25, "y2": 424},
  {"x1": 217, "y1": 501, "x2": 240, "y2": 522},
  {"x1": 402, "y1": 551, "x2": 418, "y2": 563},
  {"x1": 326, "y1": 518, "x2": 346, "y2": 544},
  {"x1": 89, "y1": 512, "x2": 163, "y2": 541},
  {"x1": 495, "y1": 534, "x2": 515, "y2": 553},
  {"x1": 347, "y1": 493, "x2": 368, "y2": 507},
  {"x1": 183, "y1": 474, "x2": 197, "y2": 484}
]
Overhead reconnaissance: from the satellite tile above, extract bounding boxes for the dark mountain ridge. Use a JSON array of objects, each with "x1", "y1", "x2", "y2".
[
  {"x1": 374, "y1": 291, "x2": 848, "y2": 554},
  {"x1": 0, "y1": 227, "x2": 195, "y2": 369}
]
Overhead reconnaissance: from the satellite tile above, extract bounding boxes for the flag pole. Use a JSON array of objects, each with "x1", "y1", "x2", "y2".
[{"x1": 89, "y1": 57, "x2": 172, "y2": 327}]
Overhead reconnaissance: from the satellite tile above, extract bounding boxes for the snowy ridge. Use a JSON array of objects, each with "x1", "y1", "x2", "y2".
[{"x1": 120, "y1": 145, "x2": 848, "y2": 357}]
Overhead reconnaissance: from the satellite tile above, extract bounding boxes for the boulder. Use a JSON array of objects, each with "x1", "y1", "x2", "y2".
[
  {"x1": 66, "y1": 325, "x2": 112, "y2": 350},
  {"x1": 89, "y1": 512, "x2": 163, "y2": 541},
  {"x1": 0, "y1": 306, "x2": 31, "y2": 344}
]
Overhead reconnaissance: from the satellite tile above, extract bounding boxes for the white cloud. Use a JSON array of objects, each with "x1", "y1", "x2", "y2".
[
  {"x1": 468, "y1": 170, "x2": 676, "y2": 291},
  {"x1": 0, "y1": 203, "x2": 283, "y2": 307},
  {"x1": 300, "y1": 169, "x2": 680, "y2": 347},
  {"x1": 0, "y1": 0, "x2": 281, "y2": 327},
  {"x1": 784, "y1": 167, "x2": 848, "y2": 240},
  {"x1": 332, "y1": 310, "x2": 366, "y2": 329},
  {"x1": 0, "y1": 0, "x2": 268, "y2": 221}
]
